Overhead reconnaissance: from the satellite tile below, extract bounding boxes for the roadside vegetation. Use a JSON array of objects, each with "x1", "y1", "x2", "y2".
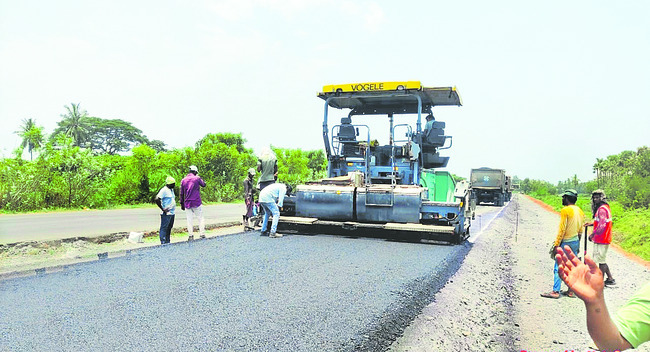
[
  {"x1": 3, "y1": 104, "x2": 648, "y2": 261},
  {"x1": 1, "y1": 103, "x2": 326, "y2": 213},
  {"x1": 518, "y1": 146, "x2": 650, "y2": 261}
]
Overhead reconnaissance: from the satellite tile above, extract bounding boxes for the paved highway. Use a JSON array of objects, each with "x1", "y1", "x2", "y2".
[
  {"x1": 0, "y1": 205, "x2": 506, "y2": 350},
  {"x1": 0, "y1": 204, "x2": 244, "y2": 244},
  {"x1": 1, "y1": 232, "x2": 473, "y2": 351}
]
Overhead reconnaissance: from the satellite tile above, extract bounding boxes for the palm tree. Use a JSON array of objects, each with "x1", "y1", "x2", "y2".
[
  {"x1": 15, "y1": 118, "x2": 44, "y2": 160},
  {"x1": 593, "y1": 158, "x2": 604, "y2": 187},
  {"x1": 52, "y1": 103, "x2": 91, "y2": 147}
]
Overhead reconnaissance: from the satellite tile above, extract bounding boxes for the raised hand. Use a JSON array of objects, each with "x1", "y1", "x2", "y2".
[{"x1": 555, "y1": 245, "x2": 605, "y2": 303}]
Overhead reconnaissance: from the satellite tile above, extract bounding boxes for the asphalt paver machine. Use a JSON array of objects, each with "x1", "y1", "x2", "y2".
[{"x1": 279, "y1": 81, "x2": 472, "y2": 243}]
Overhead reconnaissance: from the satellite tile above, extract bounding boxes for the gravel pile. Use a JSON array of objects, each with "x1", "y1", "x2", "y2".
[
  {"x1": 391, "y1": 194, "x2": 650, "y2": 351},
  {"x1": 1, "y1": 231, "x2": 471, "y2": 351}
]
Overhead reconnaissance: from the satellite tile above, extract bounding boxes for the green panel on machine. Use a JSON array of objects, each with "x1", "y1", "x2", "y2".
[{"x1": 420, "y1": 170, "x2": 456, "y2": 202}]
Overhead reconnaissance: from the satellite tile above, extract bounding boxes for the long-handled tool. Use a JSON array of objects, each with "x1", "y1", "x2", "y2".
[{"x1": 583, "y1": 226, "x2": 588, "y2": 263}]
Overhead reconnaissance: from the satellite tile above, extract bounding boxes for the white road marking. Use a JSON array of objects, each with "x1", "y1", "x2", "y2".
[{"x1": 468, "y1": 203, "x2": 509, "y2": 243}]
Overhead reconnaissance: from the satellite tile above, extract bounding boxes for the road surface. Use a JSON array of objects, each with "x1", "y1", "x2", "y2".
[
  {"x1": 0, "y1": 203, "x2": 244, "y2": 244},
  {"x1": 0, "y1": 202, "x2": 505, "y2": 246},
  {"x1": 4, "y1": 197, "x2": 650, "y2": 351},
  {"x1": 0, "y1": 203, "x2": 511, "y2": 351},
  {"x1": 1, "y1": 231, "x2": 473, "y2": 351}
]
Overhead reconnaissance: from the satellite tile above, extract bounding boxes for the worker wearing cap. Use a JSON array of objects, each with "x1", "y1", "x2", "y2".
[
  {"x1": 180, "y1": 165, "x2": 206, "y2": 240},
  {"x1": 243, "y1": 168, "x2": 256, "y2": 230},
  {"x1": 585, "y1": 189, "x2": 616, "y2": 286},
  {"x1": 155, "y1": 176, "x2": 176, "y2": 244},
  {"x1": 541, "y1": 189, "x2": 585, "y2": 299}
]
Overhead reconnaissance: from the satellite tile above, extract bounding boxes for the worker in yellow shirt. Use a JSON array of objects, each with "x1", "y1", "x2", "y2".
[{"x1": 541, "y1": 189, "x2": 585, "y2": 299}]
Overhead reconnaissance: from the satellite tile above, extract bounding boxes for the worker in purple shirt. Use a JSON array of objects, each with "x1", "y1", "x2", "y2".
[{"x1": 180, "y1": 165, "x2": 206, "y2": 240}]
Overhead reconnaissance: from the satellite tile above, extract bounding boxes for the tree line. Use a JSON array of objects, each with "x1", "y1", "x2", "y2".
[
  {"x1": 2, "y1": 104, "x2": 326, "y2": 212},
  {"x1": 516, "y1": 146, "x2": 650, "y2": 210},
  {"x1": 6, "y1": 103, "x2": 648, "y2": 212},
  {"x1": 14, "y1": 103, "x2": 166, "y2": 161}
]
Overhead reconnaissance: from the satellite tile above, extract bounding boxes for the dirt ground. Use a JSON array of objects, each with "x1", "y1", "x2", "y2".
[{"x1": 391, "y1": 194, "x2": 650, "y2": 352}]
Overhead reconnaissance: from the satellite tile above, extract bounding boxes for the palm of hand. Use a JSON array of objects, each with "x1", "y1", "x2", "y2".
[{"x1": 564, "y1": 262, "x2": 604, "y2": 302}]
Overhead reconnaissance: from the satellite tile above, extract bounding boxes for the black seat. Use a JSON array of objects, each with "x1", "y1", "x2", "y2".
[
  {"x1": 338, "y1": 117, "x2": 356, "y2": 142},
  {"x1": 338, "y1": 117, "x2": 359, "y2": 155},
  {"x1": 424, "y1": 121, "x2": 446, "y2": 146}
]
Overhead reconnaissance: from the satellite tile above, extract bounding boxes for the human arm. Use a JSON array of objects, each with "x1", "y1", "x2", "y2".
[
  {"x1": 277, "y1": 187, "x2": 286, "y2": 208},
  {"x1": 155, "y1": 197, "x2": 166, "y2": 213},
  {"x1": 553, "y1": 208, "x2": 569, "y2": 247},
  {"x1": 555, "y1": 246, "x2": 633, "y2": 351},
  {"x1": 179, "y1": 183, "x2": 186, "y2": 211},
  {"x1": 155, "y1": 187, "x2": 167, "y2": 213},
  {"x1": 155, "y1": 193, "x2": 171, "y2": 214},
  {"x1": 243, "y1": 180, "x2": 252, "y2": 200},
  {"x1": 156, "y1": 187, "x2": 175, "y2": 214}
]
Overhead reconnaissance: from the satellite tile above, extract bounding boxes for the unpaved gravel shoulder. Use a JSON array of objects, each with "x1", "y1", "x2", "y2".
[{"x1": 390, "y1": 194, "x2": 650, "y2": 352}]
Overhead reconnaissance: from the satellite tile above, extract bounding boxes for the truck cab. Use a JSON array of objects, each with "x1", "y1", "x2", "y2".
[{"x1": 470, "y1": 167, "x2": 511, "y2": 206}]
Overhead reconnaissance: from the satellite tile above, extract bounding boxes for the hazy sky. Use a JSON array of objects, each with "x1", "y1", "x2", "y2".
[{"x1": 1, "y1": 0, "x2": 648, "y2": 182}]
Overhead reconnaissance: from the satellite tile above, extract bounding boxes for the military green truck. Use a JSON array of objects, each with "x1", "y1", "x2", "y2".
[{"x1": 470, "y1": 167, "x2": 511, "y2": 206}]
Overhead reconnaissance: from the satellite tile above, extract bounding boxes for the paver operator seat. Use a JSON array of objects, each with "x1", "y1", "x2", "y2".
[
  {"x1": 338, "y1": 117, "x2": 359, "y2": 156},
  {"x1": 421, "y1": 118, "x2": 449, "y2": 168},
  {"x1": 423, "y1": 120, "x2": 446, "y2": 147}
]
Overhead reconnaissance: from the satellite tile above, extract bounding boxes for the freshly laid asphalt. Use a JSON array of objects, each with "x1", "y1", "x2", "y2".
[{"x1": 0, "y1": 232, "x2": 472, "y2": 351}]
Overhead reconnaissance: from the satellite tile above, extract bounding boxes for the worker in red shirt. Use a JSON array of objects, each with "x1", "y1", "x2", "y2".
[{"x1": 585, "y1": 189, "x2": 615, "y2": 286}]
